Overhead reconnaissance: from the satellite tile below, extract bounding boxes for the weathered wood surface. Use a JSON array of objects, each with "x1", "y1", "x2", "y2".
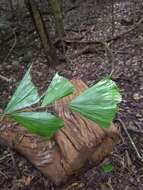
[{"x1": 0, "y1": 79, "x2": 119, "y2": 185}]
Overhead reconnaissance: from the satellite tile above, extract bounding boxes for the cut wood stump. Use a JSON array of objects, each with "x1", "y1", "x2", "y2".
[{"x1": 0, "y1": 79, "x2": 119, "y2": 185}]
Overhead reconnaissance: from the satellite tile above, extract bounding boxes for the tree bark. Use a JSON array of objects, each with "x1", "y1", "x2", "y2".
[
  {"x1": 0, "y1": 79, "x2": 119, "y2": 185},
  {"x1": 48, "y1": 0, "x2": 64, "y2": 39},
  {"x1": 25, "y1": 0, "x2": 59, "y2": 65}
]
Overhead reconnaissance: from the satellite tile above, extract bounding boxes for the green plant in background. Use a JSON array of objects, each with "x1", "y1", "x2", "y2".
[{"x1": 1, "y1": 66, "x2": 122, "y2": 139}]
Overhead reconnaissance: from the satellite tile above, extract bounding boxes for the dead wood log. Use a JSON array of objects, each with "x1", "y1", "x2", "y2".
[{"x1": 0, "y1": 79, "x2": 119, "y2": 185}]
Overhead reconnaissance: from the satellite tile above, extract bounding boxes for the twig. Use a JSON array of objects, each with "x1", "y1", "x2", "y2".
[
  {"x1": 65, "y1": 0, "x2": 84, "y2": 13},
  {"x1": 8, "y1": 147, "x2": 20, "y2": 178},
  {"x1": 65, "y1": 5, "x2": 79, "y2": 13},
  {"x1": 0, "y1": 170, "x2": 8, "y2": 179},
  {"x1": 107, "y1": 178, "x2": 114, "y2": 190},
  {"x1": 0, "y1": 154, "x2": 11, "y2": 162},
  {"x1": 126, "y1": 127, "x2": 143, "y2": 134},
  {"x1": 117, "y1": 118, "x2": 143, "y2": 162},
  {"x1": 65, "y1": 38, "x2": 103, "y2": 45},
  {"x1": 102, "y1": 42, "x2": 115, "y2": 76},
  {"x1": 0, "y1": 74, "x2": 12, "y2": 83}
]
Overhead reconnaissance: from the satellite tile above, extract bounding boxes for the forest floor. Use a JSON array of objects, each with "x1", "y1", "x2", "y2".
[{"x1": 0, "y1": 0, "x2": 143, "y2": 189}]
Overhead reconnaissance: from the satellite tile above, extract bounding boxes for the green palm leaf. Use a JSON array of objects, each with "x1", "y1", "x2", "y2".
[
  {"x1": 11, "y1": 112, "x2": 64, "y2": 139},
  {"x1": 5, "y1": 67, "x2": 39, "y2": 114},
  {"x1": 41, "y1": 73, "x2": 74, "y2": 107},
  {"x1": 69, "y1": 78, "x2": 122, "y2": 128}
]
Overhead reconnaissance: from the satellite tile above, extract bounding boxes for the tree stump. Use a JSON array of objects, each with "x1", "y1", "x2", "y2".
[{"x1": 0, "y1": 79, "x2": 119, "y2": 185}]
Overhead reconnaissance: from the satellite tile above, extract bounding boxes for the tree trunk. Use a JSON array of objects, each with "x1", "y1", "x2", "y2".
[
  {"x1": 48, "y1": 0, "x2": 64, "y2": 39},
  {"x1": 0, "y1": 79, "x2": 119, "y2": 185},
  {"x1": 25, "y1": 0, "x2": 59, "y2": 65}
]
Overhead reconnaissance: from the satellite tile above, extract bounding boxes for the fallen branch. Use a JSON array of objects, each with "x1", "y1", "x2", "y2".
[{"x1": 117, "y1": 118, "x2": 143, "y2": 162}]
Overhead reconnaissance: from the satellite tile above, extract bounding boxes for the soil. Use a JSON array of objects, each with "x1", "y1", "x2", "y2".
[{"x1": 0, "y1": 0, "x2": 143, "y2": 189}]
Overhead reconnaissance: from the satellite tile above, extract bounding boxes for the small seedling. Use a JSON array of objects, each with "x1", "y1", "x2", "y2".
[{"x1": 102, "y1": 163, "x2": 113, "y2": 173}]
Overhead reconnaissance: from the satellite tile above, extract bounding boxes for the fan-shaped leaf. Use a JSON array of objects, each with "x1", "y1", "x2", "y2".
[
  {"x1": 69, "y1": 78, "x2": 122, "y2": 128},
  {"x1": 41, "y1": 73, "x2": 74, "y2": 106},
  {"x1": 5, "y1": 67, "x2": 39, "y2": 114},
  {"x1": 11, "y1": 112, "x2": 64, "y2": 139}
]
